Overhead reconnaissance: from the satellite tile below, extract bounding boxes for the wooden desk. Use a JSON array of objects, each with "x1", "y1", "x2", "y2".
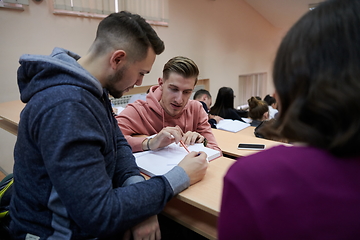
[
  {"x1": 163, "y1": 156, "x2": 234, "y2": 239},
  {"x1": 0, "y1": 100, "x2": 233, "y2": 240},
  {"x1": 212, "y1": 127, "x2": 290, "y2": 158},
  {"x1": 0, "y1": 100, "x2": 24, "y2": 135}
]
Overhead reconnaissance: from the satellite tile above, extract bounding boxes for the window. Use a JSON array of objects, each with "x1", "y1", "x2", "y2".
[
  {"x1": 0, "y1": 0, "x2": 28, "y2": 10},
  {"x1": 52, "y1": 0, "x2": 168, "y2": 26},
  {"x1": 238, "y1": 73, "x2": 267, "y2": 106},
  {"x1": 1, "y1": 0, "x2": 28, "y2": 4}
]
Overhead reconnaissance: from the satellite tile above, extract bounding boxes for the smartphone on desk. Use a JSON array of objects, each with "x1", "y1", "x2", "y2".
[{"x1": 238, "y1": 143, "x2": 265, "y2": 150}]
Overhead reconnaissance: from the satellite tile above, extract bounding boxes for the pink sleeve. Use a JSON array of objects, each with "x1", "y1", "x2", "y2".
[
  {"x1": 115, "y1": 106, "x2": 147, "y2": 153},
  {"x1": 196, "y1": 104, "x2": 221, "y2": 152}
]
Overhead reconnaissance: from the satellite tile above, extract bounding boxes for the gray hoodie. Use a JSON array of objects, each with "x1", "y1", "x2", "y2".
[{"x1": 10, "y1": 48, "x2": 189, "y2": 239}]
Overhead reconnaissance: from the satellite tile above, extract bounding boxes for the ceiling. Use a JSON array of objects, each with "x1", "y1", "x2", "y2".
[{"x1": 244, "y1": 0, "x2": 324, "y2": 29}]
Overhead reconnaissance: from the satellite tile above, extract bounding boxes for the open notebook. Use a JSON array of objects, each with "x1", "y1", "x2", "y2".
[
  {"x1": 134, "y1": 143, "x2": 222, "y2": 176},
  {"x1": 216, "y1": 119, "x2": 250, "y2": 133}
]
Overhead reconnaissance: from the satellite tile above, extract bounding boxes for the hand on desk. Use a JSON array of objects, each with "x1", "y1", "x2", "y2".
[
  {"x1": 209, "y1": 114, "x2": 223, "y2": 124},
  {"x1": 145, "y1": 126, "x2": 183, "y2": 150},
  {"x1": 178, "y1": 151, "x2": 208, "y2": 185},
  {"x1": 182, "y1": 130, "x2": 206, "y2": 146},
  {"x1": 144, "y1": 126, "x2": 206, "y2": 151},
  {"x1": 123, "y1": 215, "x2": 160, "y2": 240}
]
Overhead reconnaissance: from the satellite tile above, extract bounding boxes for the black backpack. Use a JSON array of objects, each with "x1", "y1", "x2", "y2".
[{"x1": 0, "y1": 173, "x2": 13, "y2": 239}]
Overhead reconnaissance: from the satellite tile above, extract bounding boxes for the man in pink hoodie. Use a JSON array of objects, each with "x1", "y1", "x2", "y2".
[{"x1": 116, "y1": 56, "x2": 220, "y2": 153}]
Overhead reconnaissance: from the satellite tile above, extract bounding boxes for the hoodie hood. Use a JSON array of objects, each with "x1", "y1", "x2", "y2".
[{"x1": 17, "y1": 47, "x2": 102, "y2": 103}]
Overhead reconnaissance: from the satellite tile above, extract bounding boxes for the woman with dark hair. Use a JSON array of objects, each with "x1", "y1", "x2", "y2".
[
  {"x1": 264, "y1": 94, "x2": 278, "y2": 119},
  {"x1": 247, "y1": 96, "x2": 269, "y2": 127},
  {"x1": 218, "y1": 0, "x2": 360, "y2": 239},
  {"x1": 209, "y1": 87, "x2": 245, "y2": 122}
]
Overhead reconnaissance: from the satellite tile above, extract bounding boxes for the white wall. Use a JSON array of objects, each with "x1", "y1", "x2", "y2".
[{"x1": 0, "y1": 0, "x2": 285, "y2": 173}]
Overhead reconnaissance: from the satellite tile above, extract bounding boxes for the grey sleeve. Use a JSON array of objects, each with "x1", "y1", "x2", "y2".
[
  {"x1": 163, "y1": 166, "x2": 190, "y2": 195},
  {"x1": 122, "y1": 175, "x2": 146, "y2": 186},
  {"x1": 123, "y1": 166, "x2": 190, "y2": 195}
]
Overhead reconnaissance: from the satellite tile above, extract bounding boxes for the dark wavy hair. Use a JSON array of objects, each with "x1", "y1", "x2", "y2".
[
  {"x1": 262, "y1": 0, "x2": 360, "y2": 157},
  {"x1": 90, "y1": 11, "x2": 165, "y2": 62},
  {"x1": 209, "y1": 87, "x2": 235, "y2": 117}
]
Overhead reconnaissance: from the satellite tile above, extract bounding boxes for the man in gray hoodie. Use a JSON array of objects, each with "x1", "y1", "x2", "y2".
[{"x1": 10, "y1": 11, "x2": 208, "y2": 239}]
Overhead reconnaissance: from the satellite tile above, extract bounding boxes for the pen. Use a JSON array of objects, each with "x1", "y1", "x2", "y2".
[
  {"x1": 180, "y1": 140, "x2": 202, "y2": 157},
  {"x1": 179, "y1": 140, "x2": 190, "y2": 153}
]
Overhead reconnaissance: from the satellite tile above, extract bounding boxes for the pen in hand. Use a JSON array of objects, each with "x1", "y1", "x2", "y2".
[
  {"x1": 179, "y1": 140, "x2": 190, "y2": 153},
  {"x1": 180, "y1": 140, "x2": 202, "y2": 157}
]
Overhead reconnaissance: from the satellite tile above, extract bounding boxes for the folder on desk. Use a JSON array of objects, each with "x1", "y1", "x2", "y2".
[
  {"x1": 134, "y1": 143, "x2": 221, "y2": 176},
  {"x1": 216, "y1": 119, "x2": 250, "y2": 133}
]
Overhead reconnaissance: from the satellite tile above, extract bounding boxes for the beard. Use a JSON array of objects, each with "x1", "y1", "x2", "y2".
[{"x1": 106, "y1": 65, "x2": 127, "y2": 99}]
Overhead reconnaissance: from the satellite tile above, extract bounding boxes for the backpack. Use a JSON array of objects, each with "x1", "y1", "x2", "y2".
[{"x1": 0, "y1": 173, "x2": 13, "y2": 239}]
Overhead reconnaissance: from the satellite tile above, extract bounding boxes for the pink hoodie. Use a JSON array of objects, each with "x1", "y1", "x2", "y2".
[{"x1": 116, "y1": 85, "x2": 221, "y2": 153}]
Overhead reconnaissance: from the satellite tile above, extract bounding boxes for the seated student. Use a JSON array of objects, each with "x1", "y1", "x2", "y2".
[
  {"x1": 218, "y1": 0, "x2": 360, "y2": 239},
  {"x1": 238, "y1": 96, "x2": 261, "y2": 111},
  {"x1": 116, "y1": 56, "x2": 221, "y2": 152},
  {"x1": 247, "y1": 96, "x2": 269, "y2": 127},
  {"x1": 209, "y1": 87, "x2": 246, "y2": 122},
  {"x1": 264, "y1": 94, "x2": 278, "y2": 119},
  {"x1": 193, "y1": 89, "x2": 223, "y2": 128}
]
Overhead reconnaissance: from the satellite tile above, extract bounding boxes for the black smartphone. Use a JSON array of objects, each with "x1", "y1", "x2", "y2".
[{"x1": 238, "y1": 143, "x2": 265, "y2": 150}]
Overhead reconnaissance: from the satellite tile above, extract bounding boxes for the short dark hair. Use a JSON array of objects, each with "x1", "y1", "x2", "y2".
[
  {"x1": 162, "y1": 56, "x2": 199, "y2": 85},
  {"x1": 194, "y1": 89, "x2": 211, "y2": 100},
  {"x1": 90, "y1": 11, "x2": 165, "y2": 62},
  {"x1": 264, "y1": 94, "x2": 276, "y2": 106},
  {"x1": 265, "y1": 0, "x2": 360, "y2": 157}
]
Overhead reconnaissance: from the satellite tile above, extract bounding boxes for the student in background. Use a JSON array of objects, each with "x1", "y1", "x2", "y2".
[
  {"x1": 209, "y1": 87, "x2": 246, "y2": 122},
  {"x1": 247, "y1": 96, "x2": 269, "y2": 127},
  {"x1": 11, "y1": 12, "x2": 208, "y2": 240},
  {"x1": 116, "y1": 56, "x2": 220, "y2": 152},
  {"x1": 218, "y1": 0, "x2": 360, "y2": 239},
  {"x1": 193, "y1": 89, "x2": 212, "y2": 110},
  {"x1": 236, "y1": 96, "x2": 263, "y2": 111},
  {"x1": 264, "y1": 94, "x2": 278, "y2": 119},
  {"x1": 193, "y1": 89, "x2": 223, "y2": 128}
]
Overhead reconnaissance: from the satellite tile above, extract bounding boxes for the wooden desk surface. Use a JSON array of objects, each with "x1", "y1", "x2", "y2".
[
  {"x1": 163, "y1": 156, "x2": 234, "y2": 239},
  {"x1": 212, "y1": 127, "x2": 290, "y2": 158},
  {"x1": 177, "y1": 156, "x2": 233, "y2": 216},
  {"x1": 0, "y1": 100, "x2": 24, "y2": 135}
]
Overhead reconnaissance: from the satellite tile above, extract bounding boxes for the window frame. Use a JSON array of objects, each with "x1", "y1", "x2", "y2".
[
  {"x1": 51, "y1": 0, "x2": 169, "y2": 27},
  {"x1": 0, "y1": 0, "x2": 28, "y2": 10}
]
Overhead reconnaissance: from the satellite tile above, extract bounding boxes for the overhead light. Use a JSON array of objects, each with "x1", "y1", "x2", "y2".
[{"x1": 309, "y1": 3, "x2": 320, "y2": 10}]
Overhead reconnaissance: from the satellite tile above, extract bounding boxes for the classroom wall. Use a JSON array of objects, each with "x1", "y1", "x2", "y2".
[{"x1": 0, "y1": 0, "x2": 285, "y2": 173}]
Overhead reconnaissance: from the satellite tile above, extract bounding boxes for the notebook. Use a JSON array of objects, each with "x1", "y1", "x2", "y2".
[
  {"x1": 134, "y1": 143, "x2": 222, "y2": 176},
  {"x1": 216, "y1": 119, "x2": 250, "y2": 133}
]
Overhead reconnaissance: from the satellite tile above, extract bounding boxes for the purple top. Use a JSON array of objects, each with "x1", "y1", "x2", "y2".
[{"x1": 218, "y1": 145, "x2": 360, "y2": 240}]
